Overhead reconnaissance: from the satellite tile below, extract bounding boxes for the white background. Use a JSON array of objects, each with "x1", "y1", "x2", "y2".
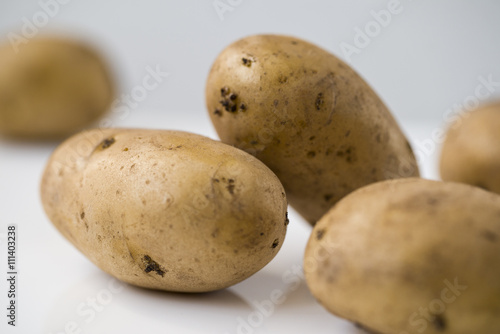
[{"x1": 0, "y1": 1, "x2": 499, "y2": 333}]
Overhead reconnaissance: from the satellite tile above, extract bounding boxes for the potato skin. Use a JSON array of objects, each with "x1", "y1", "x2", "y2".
[
  {"x1": 41, "y1": 129, "x2": 288, "y2": 292},
  {"x1": 206, "y1": 34, "x2": 418, "y2": 225},
  {"x1": 440, "y1": 103, "x2": 500, "y2": 194},
  {"x1": 305, "y1": 178, "x2": 500, "y2": 334},
  {"x1": 0, "y1": 37, "x2": 114, "y2": 138}
]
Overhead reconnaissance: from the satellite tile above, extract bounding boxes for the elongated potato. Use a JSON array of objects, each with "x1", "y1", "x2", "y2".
[
  {"x1": 440, "y1": 102, "x2": 500, "y2": 194},
  {"x1": 206, "y1": 34, "x2": 418, "y2": 224},
  {"x1": 305, "y1": 178, "x2": 500, "y2": 334},
  {"x1": 0, "y1": 37, "x2": 114, "y2": 138},
  {"x1": 41, "y1": 128, "x2": 288, "y2": 292}
]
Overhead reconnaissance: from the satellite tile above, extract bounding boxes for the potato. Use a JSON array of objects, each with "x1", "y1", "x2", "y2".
[
  {"x1": 440, "y1": 102, "x2": 500, "y2": 194},
  {"x1": 41, "y1": 128, "x2": 288, "y2": 292},
  {"x1": 0, "y1": 37, "x2": 114, "y2": 138},
  {"x1": 205, "y1": 34, "x2": 418, "y2": 225},
  {"x1": 305, "y1": 178, "x2": 500, "y2": 334}
]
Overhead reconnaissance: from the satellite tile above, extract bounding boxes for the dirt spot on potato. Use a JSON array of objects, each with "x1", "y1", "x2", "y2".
[
  {"x1": 481, "y1": 230, "x2": 498, "y2": 242},
  {"x1": 242, "y1": 57, "x2": 255, "y2": 67},
  {"x1": 80, "y1": 211, "x2": 85, "y2": 219},
  {"x1": 285, "y1": 212, "x2": 289, "y2": 226},
  {"x1": 316, "y1": 229, "x2": 325, "y2": 240},
  {"x1": 336, "y1": 146, "x2": 357, "y2": 163},
  {"x1": 143, "y1": 255, "x2": 166, "y2": 277},
  {"x1": 315, "y1": 92, "x2": 324, "y2": 110},
  {"x1": 278, "y1": 75, "x2": 288, "y2": 84},
  {"x1": 323, "y1": 194, "x2": 333, "y2": 201},
  {"x1": 272, "y1": 239, "x2": 279, "y2": 248},
  {"x1": 214, "y1": 109, "x2": 222, "y2": 117},
  {"x1": 433, "y1": 315, "x2": 446, "y2": 331},
  {"x1": 220, "y1": 86, "x2": 246, "y2": 113},
  {"x1": 227, "y1": 179, "x2": 235, "y2": 194},
  {"x1": 92, "y1": 137, "x2": 115, "y2": 153},
  {"x1": 307, "y1": 151, "x2": 316, "y2": 158}
]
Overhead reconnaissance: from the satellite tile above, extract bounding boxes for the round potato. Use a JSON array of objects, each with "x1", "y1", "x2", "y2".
[
  {"x1": 440, "y1": 102, "x2": 500, "y2": 194},
  {"x1": 305, "y1": 178, "x2": 500, "y2": 334},
  {"x1": 206, "y1": 34, "x2": 418, "y2": 225},
  {"x1": 41, "y1": 128, "x2": 288, "y2": 292},
  {"x1": 0, "y1": 37, "x2": 114, "y2": 138}
]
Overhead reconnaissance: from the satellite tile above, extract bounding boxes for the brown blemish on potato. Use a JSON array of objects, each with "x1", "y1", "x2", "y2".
[
  {"x1": 220, "y1": 86, "x2": 243, "y2": 113},
  {"x1": 84, "y1": 222, "x2": 89, "y2": 231},
  {"x1": 433, "y1": 315, "x2": 446, "y2": 331},
  {"x1": 130, "y1": 163, "x2": 136, "y2": 169},
  {"x1": 345, "y1": 130, "x2": 351, "y2": 137},
  {"x1": 214, "y1": 109, "x2": 222, "y2": 117},
  {"x1": 242, "y1": 57, "x2": 254, "y2": 67},
  {"x1": 315, "y1": 92, "x2": 324, "y2": 110},
  {"x1": 336, "y1": 146, "x2": 357, "y2": 163},
  {"x1": 273, "y1": 99, "x2": 279, "y2": 107},
  {"x1": 100, "y1": 137, "x2": 115, "y2": 149},
  {"x1": 323, "y1": 194, "x2": 333, "y2": 201},
  {"x1": 227, "y1": 179, "x2": 235, "y2": 194},
  {"x1": 272, "y1": 239, "x2": 279, "y2": 248},
  {"x1": 278, "y1": 75, "x2": 288, "y2": 84},
  {"x1": 309, "y1": 136, "x2": 316, "y2": 141},
  {"x1": 123, "y1": 147, "x2": 129, "y2": 151},
  {"x1": 80, "y1": 211, "x2": 85, "y2": 219},
  {"x1": 260, "y1": 232, "x2": 264, "y2": 236},
  {"x1": 239, "y1": 103, "x2": 247, "y2": 111},
  {"x1": 316, "y1": 229, "x2": 325, "y2": 240},
  {"x1": 167, "y1": 145, "x2": 183, "y2": 151},
  {"x1": 307, "y1": 151, "x2": 316, "y2": 158},
  {"x1": 481, "y1": 230, "x2": 498, "y2": 242},
  {"x1": 285, "y1": 212, "x2": 290, "y2": 226},
  {"x1": 143, "y1": 255, "x2": 166, "y2": 277}
]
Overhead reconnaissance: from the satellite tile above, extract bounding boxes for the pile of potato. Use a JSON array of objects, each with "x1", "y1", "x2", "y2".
[{"x1": 2, "y1": 34, "x2": 498, "y2": 333}]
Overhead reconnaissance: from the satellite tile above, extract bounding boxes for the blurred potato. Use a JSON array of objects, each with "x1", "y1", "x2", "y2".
[{"x1": 0, "y1": 37, "x2": 114, "y2": 139}]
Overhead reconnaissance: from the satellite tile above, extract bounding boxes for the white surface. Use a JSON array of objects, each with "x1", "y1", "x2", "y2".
[{"x1": 0, "y1": 118, "x2": 438, "y2": 334}]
